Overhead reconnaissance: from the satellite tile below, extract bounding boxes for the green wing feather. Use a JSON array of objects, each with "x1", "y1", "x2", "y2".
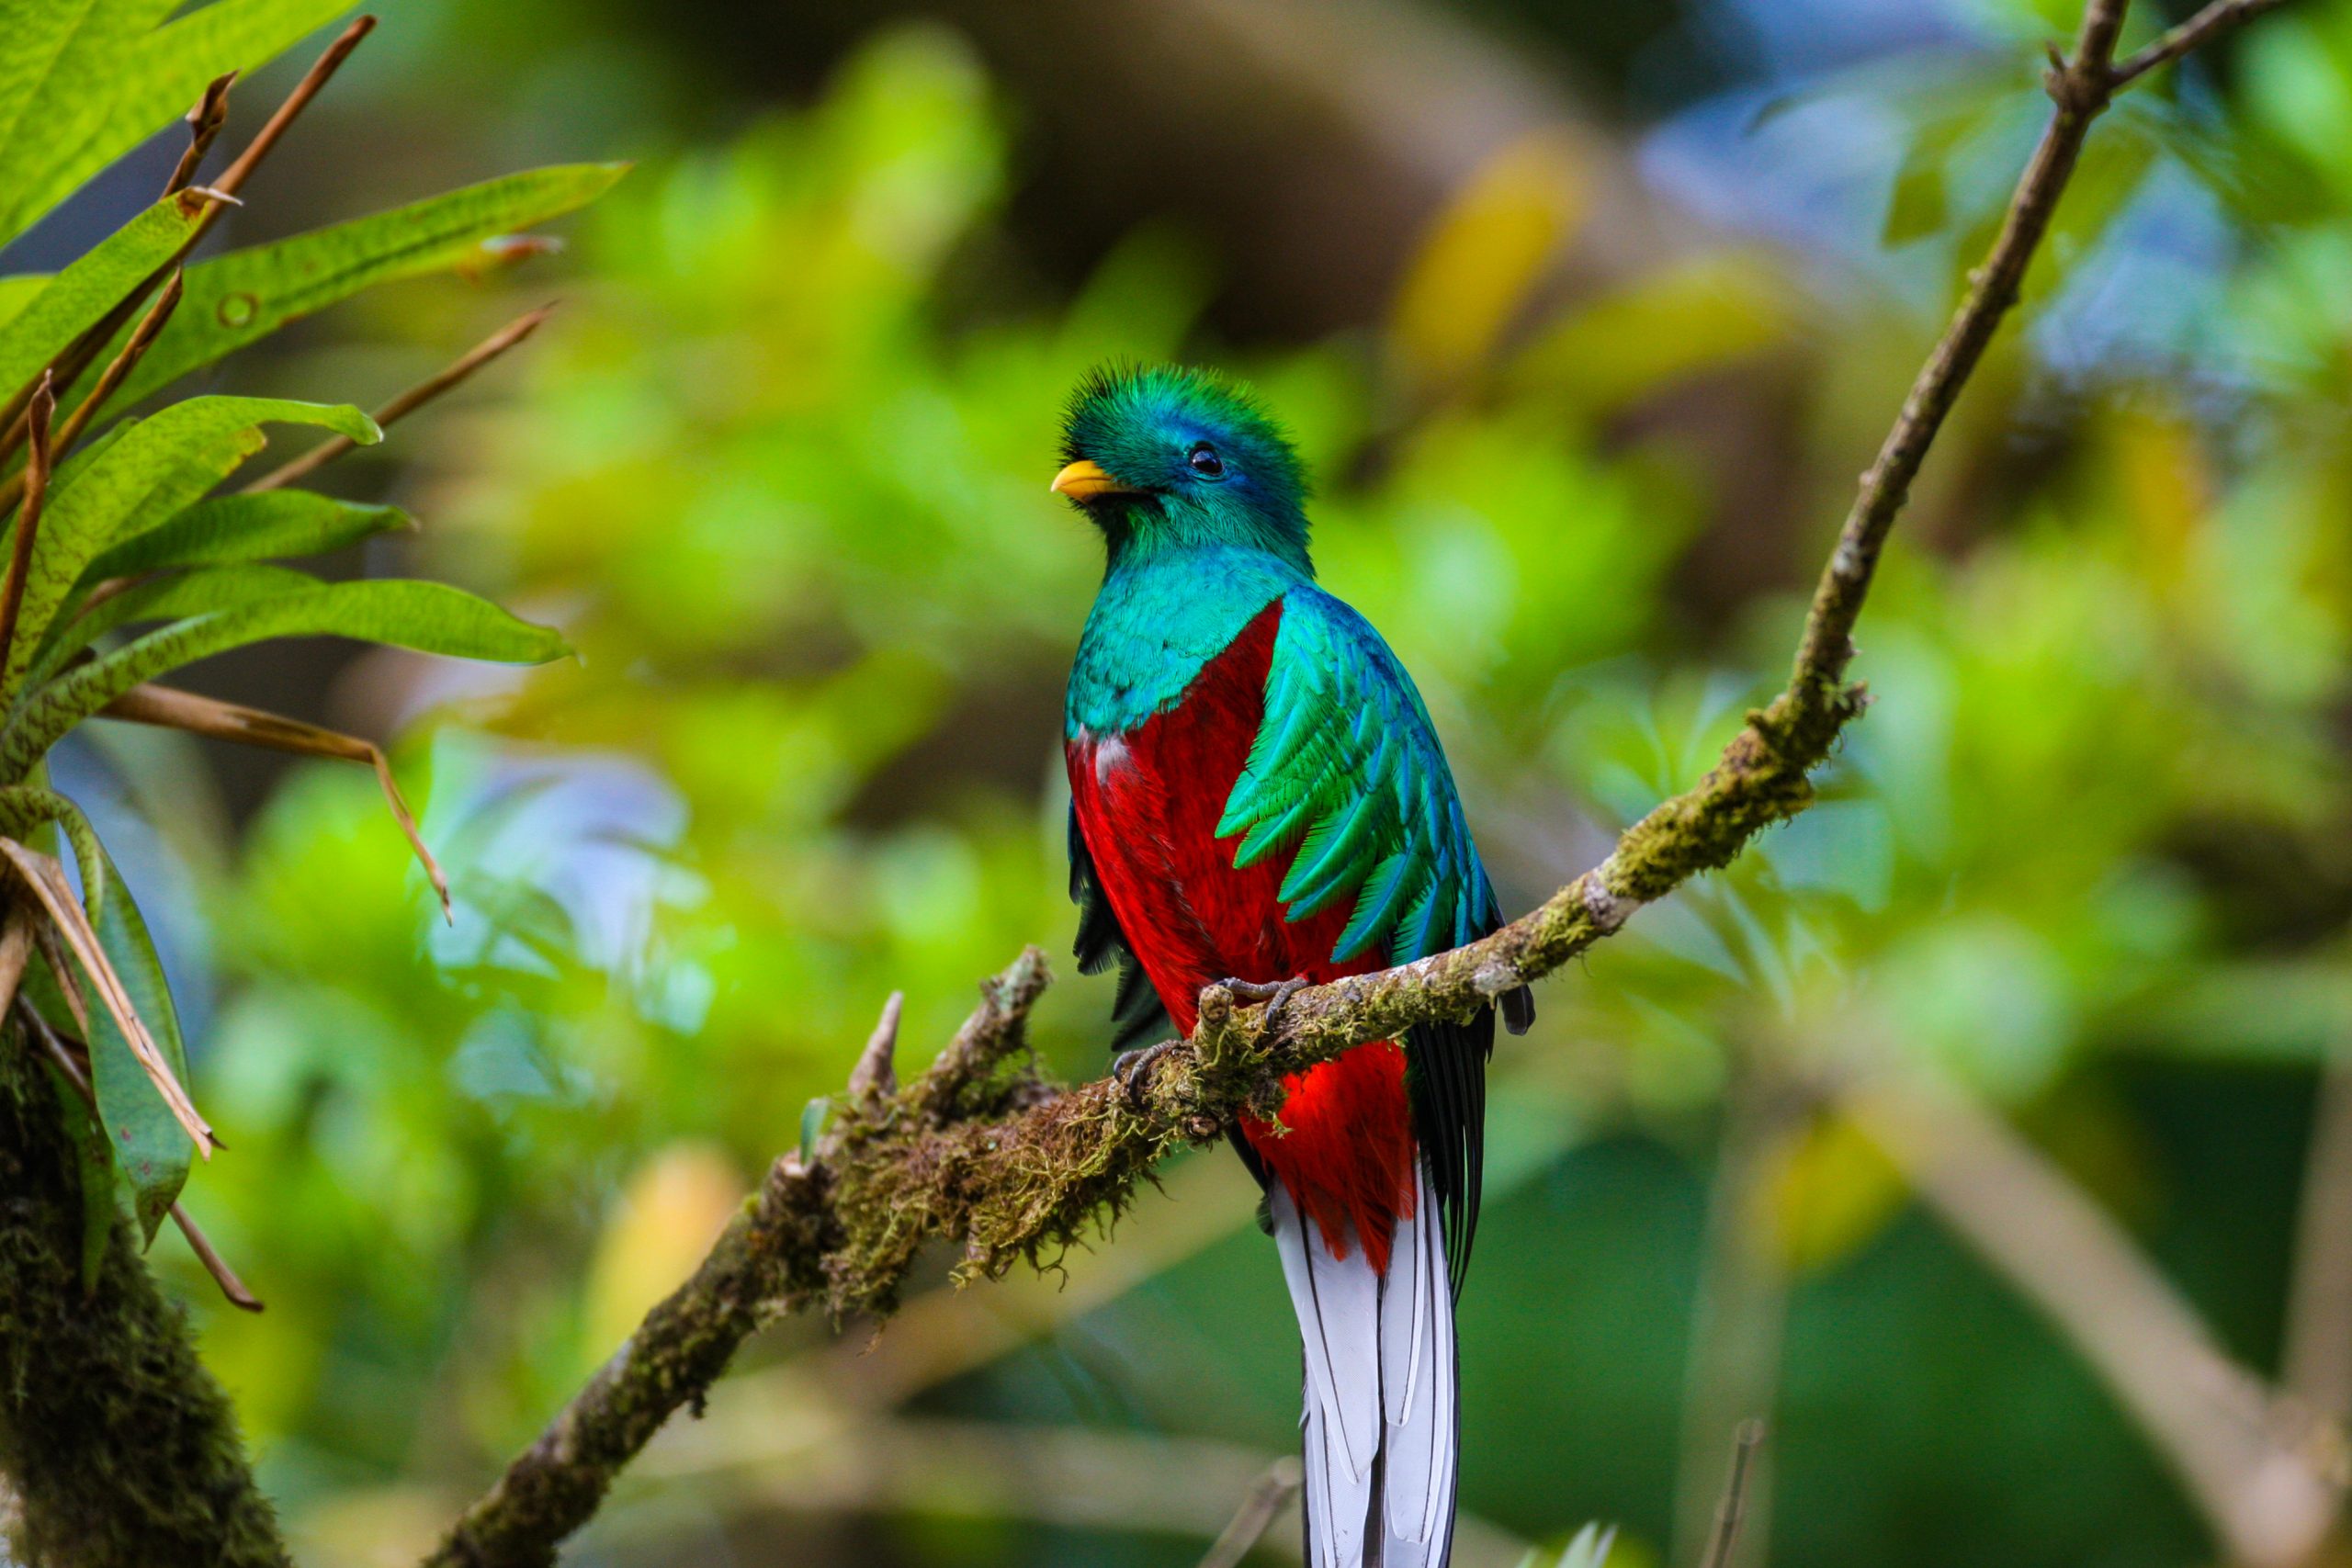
[
  {"x1": 1218, "y1": 586, "x2": 1505, "y2": 964},
  {"x1": 1217, "y1": 585, "x2": 1531, "y2": 1285}
]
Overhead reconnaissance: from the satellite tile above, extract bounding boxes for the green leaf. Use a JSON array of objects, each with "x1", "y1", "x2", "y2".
[
  {"x1": 0, "y1": 197, "x2": 201, "y2": 404},
  {"x1": 6, "y1": 0, "x2": 362, "y2": 235},
  {"x1": 0, "y1": 784, "x2": 108, "y2": 916},
  {"x1": 2, "y1": 580, "x2": 569, "y2": 775},
  {"x1": 42, "y1": 1059, "x2": 119, "y2": 1289},
  {"x1": 0, "y1": 0, "x2": 178, "y2": 247},
  {"x1": 80, "y1": 845, "x2": 194, "y2": 1244},
  {"x1": 0, "y1": 273, "x2": 49, "y2": 333},
  {"x1": 0, "y1": 396, "x2": 377, "y2": 693},
  {"x1": 109, "y1": 164, "x2": 628, "y2": 407},
  {"x1": 35, "y1": 563, "x2": 321, "y2": 681},
  {"x1": 88, "y1": 490, "x2": 407, "y2": 578}
]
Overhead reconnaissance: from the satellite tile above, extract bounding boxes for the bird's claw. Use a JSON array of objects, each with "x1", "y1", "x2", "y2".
[
  {"x1": 1112, "y1": 1040, "x2": 1182, "y2": 1109},
  {"x1": 1216, "y1": 975, "x2": 1310, "y2": 1034}
]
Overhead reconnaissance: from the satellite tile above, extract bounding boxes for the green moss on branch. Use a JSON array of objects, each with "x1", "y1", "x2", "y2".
[{"x1": 0, "y1": 1026, "x2": 286, "y2": 1568}]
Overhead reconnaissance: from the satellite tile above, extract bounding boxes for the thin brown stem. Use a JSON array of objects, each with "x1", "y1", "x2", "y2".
[
  {"x1": 1697, "y1": 1421, "x2": 1767, "y2": 1568},
  {"x1": 242, "y1": 303, "x2": 557, "y2": 493},
  {"x1": 47, "y1": 270, "x2": 185, "y2": 457},
  {"x1": 98, "y1": 683, "x2": 450, "y2": 917},
  {"x1": 1849, "y1": 1073, "x2": 2341, "y2": 1566},
  {"x1": 1780, "y1": 0, "x2": 2130, "y2": 735},
  {"x1": 0, "y1": 838, "x2": 215, "y2": 1154},
  {"x1": 209, "y1": 16, "x2": 375, "y2": 202},
  {"x1": 164, "y1": 71, "x2": 238, "y2": 197},
  {"x1": 1673, "y1": 1066, "x2": 1792, "y2": 1568},
  {"x1": 847, "y1": 990, "x2": 905, "y2": 1097},
  {"x1": 15, "y1": 996, "x2": 262, "y2": 1313},
  {"x1": 1198, "y1": 1458, "x2": 1305, "y2": 1568},
  {"x1": 163, "y1": 1201, "x2": 265, "y2": 1313},
  {"x1": 0, "y1": 16, "x2": 374, "y2": 462},
  {"x1": 0, "y1": 378, "x2": 56, "y2": 674},
  {"x1": 2111, "y1": 0, "x2": 2289, "y2": 85},
  {"x1": 2286, "y1": 1051, "x2": 2352, "y2": 1427}
]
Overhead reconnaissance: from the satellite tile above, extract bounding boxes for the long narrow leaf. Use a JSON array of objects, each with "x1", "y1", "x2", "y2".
[
  {"x1": 0, "y1": 0, "x2": 179, "y2": 245},
  {"x1": 0, "y1": 274, "x2": 49, "y2": 333},
  {"x1": 0, "y1": 837, "x2": 210, "y2": 1153},
  {"x1": 3, "y1": 579, "x2": 569, "y2": 774},
  {"x1": 45, "y1": 1057, "x2": 119, "y2": 1284},
  {"x1": 82, "y1": 840, "x2": 196, "y2": 1242},
  {"x1": 8, "y1": 0, "x2": 361, "y2": 232},
  {"x1": 2, "y1": 396, "x2": 376, "y2": 692},
  {"x1": 88, "y1": 489, "x2": 406, "y2": 577},
  {"x1": 0, "y1": 783, "x2": 108, "y2": 915},
  {"x1": 0, "y1": 197, "x2": 203, "y2": 403},
  {"x1": 0, "y1": 2, "x2": 96, "y2": 187},
  {"x1": 34, "y1": 562, "x2": 319, "y2": 682},
  {"x1": 108, "y1": 164, "x2": 627, "y2": 406}
]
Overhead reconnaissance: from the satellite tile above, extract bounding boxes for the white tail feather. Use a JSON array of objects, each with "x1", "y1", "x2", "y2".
[{"x1": 1271, "y1": 1170, "x2": 1459, "y2": 1568}]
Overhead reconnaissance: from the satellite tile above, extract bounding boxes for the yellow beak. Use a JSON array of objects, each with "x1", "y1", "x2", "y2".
[{"x1": 1050, "y1": 458, "x2": 1139, "y2": 502}]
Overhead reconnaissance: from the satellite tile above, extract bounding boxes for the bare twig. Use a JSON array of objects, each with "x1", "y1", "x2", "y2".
[
  {"x1": 99, "y1": 683, "x2": 451, "y2": 918},
  {"x1": 848, "y1": 990, "x2": 905, "y2": 1097},
  {"x1": 15, "y1": 997, "x2": 262, "y2": 1312},
  {"x1": 0, "y1": 839, "x2": 214, "y2": 1155},
  {"x1": 164, "y1": 71, "x2": 238, "y2": 197},
  {"x1": 164, "y1": 1201, "x2": 265, "y2": 1313},
  {"x1": 209, "y1": 16, "x2": 376, "y2": 202},
  {"x1": 423, "y1": 1151, "x2": 838, "y2": 1566},
  {"x1": 0, "y1": 377, "x2": 54, "y2": 673},
  {"x1": 1698, "y1": 1421, "x2": 1766, "y2": 1568},
  {"x1": 424, "y1": 6, "x2": 2301, "y2": 1564},
  {"x1": 48, "y1": 271, "x2": 185, "y2": 457},
  {"x1": 1849, "y1": 1073, "x2": 2343, "y2": 1567},
  {"x1": 241, "y1": 303, "x2": 558, "y2": 493},
  {"x1": 1781, "y1": 0, "x2": 2129, "y2": 739},
  {"x1": 1198, "y1": 1457, "x2": 1305, "y2": 1568},
  {"x1": 2286, "y1": 1051, "x2": 2352, "y2": 1427},
  {"x1": 1673, "y1": 1067, "x2": 1792, "y2": 1568},
  {"x1": 2111, "y1": 0, "x2": 2289, "y2": 86}
]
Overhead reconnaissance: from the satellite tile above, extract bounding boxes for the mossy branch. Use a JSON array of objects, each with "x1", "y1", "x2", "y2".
[
  {"x1": 423, "y1": 6, "x2": 2297, "y2": 1564},
  {"x1": 0, "y1": 1002, "x2": 287, "y2": 1568}
]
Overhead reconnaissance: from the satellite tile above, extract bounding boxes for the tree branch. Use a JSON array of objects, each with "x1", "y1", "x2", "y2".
[
  {"x1": 0, "y1": 950, "x2": 287, "y2": 1568},
  {"x1": 1848, "y1": 1072, "x2": 2344, "y2": 1568},
  {"x1": 239, "y1": 303, "x2": 557, "y2": 494},
  {"x1": 2111, "y1": 0, "x2": 2289, "y2": 87},
  {"x1": 424, "y1": 5, "x2": 2295, "y2": 1563},
  {"x1": 2284, "y1": 1050, "x2": 2352, "y2": 1427}
]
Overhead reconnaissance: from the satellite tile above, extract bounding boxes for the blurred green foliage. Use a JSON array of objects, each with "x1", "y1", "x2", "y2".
[{"x1": 79, "y1": 5, "x2": 2352, "y2": 1567}]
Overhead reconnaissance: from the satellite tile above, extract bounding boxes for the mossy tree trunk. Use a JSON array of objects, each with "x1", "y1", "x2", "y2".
[{"x1": 0, "y1": 1023, "x2": 287, "y2": 1568}]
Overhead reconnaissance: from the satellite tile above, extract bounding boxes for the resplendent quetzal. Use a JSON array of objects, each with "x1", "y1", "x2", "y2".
[{"x1": 1055, "y1": 364, "x2": 1532, "y2": 1568}]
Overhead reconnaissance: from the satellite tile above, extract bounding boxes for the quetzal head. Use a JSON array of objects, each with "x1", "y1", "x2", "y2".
[{"x1": 1052, "y1": 363, "x2": 1313, "y2": 573}]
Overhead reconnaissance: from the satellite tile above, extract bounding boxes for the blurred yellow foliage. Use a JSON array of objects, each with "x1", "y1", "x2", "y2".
[
  {"x1": 584, "y1": 1142, "x2": 746, "y2": 1360},
  {"x1": 1762, "y1": 1110, "x2": 1906, "y2": 1273},
  {"x1": 1390, "y1": 130, "x2": 1591, "y2": 392}
]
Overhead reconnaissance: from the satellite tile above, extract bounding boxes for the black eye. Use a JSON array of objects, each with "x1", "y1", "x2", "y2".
[{"x1": 1187, "y1": 442, "x2": 1226, "y2": 479}]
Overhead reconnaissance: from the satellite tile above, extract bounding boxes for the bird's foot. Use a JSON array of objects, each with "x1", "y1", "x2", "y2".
[
  {"x1": 1216, "y1": 975, "x2": 1311, "y2": 1035},
  {"x1": 1111, "y1": 1039, "x2": 1182, "y2": 1109}
]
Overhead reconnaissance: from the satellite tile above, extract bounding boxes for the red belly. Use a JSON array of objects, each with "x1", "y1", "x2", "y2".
[{"x1": 1067, "y1": 600, "x2": 1416, "y2": 1270}]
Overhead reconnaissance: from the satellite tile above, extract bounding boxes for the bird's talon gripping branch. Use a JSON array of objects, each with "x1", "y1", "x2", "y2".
[
  {"x1": 1111, "y1": 1039, "x2": 1183, "y2": 1109},
  {"x1": 1216, "y1": 975, "x2": 1310, "y2": 1036}
]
